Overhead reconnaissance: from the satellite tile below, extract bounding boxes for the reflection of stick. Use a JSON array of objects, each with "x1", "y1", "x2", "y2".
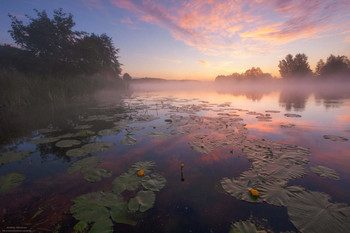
[{"x1": 181, "y1": 163, "x2": 185, "y2": 182}]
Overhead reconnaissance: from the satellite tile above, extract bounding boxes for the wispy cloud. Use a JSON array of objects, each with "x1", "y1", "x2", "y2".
[
  {"x1": 105, "y1": 0, "x2": 350, "y2": 55},
  {"x1": 199, "y1": 60, "x2": 210, "y2": 66},
  {"x1": 121, "y1": 16, "x2": 134, "y2": 24}
]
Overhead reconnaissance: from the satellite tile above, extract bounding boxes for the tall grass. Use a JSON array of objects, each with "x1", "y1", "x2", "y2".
[{"x1": 0, "y1": 68, "x2": 125, "y2": 110}]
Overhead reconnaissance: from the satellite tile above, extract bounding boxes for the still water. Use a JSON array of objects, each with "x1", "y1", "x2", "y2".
[{"x1": 0, "y1": 87, "x2": 350, "y2": 233}]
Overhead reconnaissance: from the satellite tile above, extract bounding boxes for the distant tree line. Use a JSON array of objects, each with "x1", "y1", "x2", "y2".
[
  {"x1": 216, "y1": 53, "x2": 350, "y2": 83},
  {"x1": 215, "y1": 67, "x2": 272, "y2": 83},
  {"x1": 0, "y1": 8, "x2": 123, "y2": 78}
]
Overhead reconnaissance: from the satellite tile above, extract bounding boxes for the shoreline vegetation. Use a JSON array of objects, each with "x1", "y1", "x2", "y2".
[{"x1": 0, "y1": 8, "x2": 131, "y2": 110}]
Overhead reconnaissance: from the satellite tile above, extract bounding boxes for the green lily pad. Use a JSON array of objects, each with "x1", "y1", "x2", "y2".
[
  {"x1": 55, "y1": 139, "x2": 81, "y2": 148},
  {"x1": 120, "y1": 135, "x2": 137, "y2": 146},
  {"x1": 323, "y1": 135, "x2": 348, "y2": 142},
  {"x1": 67, "y1": 156, "x2": 111, "y2": 182},
  {"x1": 0, "y1": 151, "x2": 32, "y2": 166},
  {"x1": 74, "y1": 125, "x2": 93, "y2": 130},
  {"x1": 98, "y1": 128, "x2": 120, "y2": 137},
  {"x1": 129, "y1": 161, "x2": 156, "y2": 174},
  {"x1": 74, "y1": 130, "x2": 95, "y2": 137},
  {"x1": 28, "y1": 136, "x2": 61, "y2": 144},
  {"x1": 128, "y1": 190, "x2": 155, "y2": 212},
  {"x1": 67, "y1": 156, "x2": 100, "y2": 174},
  {"x1": 0, "y1": 172, "x2": 25, "y2": 193},
  {"x1": 310, "y1": 165, "x2": 340, "y2": 180},
  {"x1": 141, "y1": 173, "x2": 166, "y2": 191},
  {"x1": 188, "y1": 141, "x2": 214, "y2": 154},
  {"x1": 66, "y1": 142, "x2": 115, "y2": 157},
  {"x1": 147, "y1": 131, "x2": 171, "y2": 138},
  {"x1": 112, "y1": 172, "x2": 141, "y2": 193},
  {"x1": 83, "y1": 168, "x2": 112, "y2": 182},
  {"x1": 221, "y1": 177, "x2": 262, "y2": 203},
  {"x1": 70, "y1": 191, "x2": 126, "y2": 233},
  {"x1": 37, "y1": 128, "x2": 60, "y2": 133},
  {"x1": 229, "y1": 220, "x2": 260, "y2": 233},
  {"x1": 287, "y1": 191, "x2": 350, "y2": 233},
  {"x1": 259, "y1": 183, "x2": 305, "y2": 206}
]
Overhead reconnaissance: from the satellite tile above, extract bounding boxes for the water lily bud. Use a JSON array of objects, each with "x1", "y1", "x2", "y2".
[
  {"x1": 250, "y1": 188, "x2": 259, "y2": 197},
  {"x1": 137, "y1": 170, "x2": 144, "y2": 176},
  {"x1": 181, "y1": 163, "x2": 184, "y2": 168}
]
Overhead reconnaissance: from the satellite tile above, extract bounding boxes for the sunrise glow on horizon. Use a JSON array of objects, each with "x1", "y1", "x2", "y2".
[{"x1": 1, "y1": 0, "x2": 350, "y2": 81}]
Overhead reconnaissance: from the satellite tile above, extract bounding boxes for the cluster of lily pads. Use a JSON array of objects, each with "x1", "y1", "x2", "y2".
[
  {"x1": 0, "y1": 151, "x2": 33, "y2": 192},
  {"x1": 220, "y1": 138, "x2": 350, "y2": 233},
  {"x1": 70, "y1": 161, "x2": 166, "y2": 233}
]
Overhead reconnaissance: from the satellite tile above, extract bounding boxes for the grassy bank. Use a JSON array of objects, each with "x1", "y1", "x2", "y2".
[{"x1": 0, "y1": 69, "x2": 126, "y2": 110}]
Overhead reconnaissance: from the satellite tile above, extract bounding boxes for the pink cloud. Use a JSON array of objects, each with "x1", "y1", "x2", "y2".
[{"x1": 107, "y1": 0, "x2": 350, "y2": 55}]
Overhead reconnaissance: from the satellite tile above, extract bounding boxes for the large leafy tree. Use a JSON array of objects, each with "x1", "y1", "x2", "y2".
[
  {"x1": 8, "y1": 8, "x2": 121, "y2": 76},
  {"x1": 278, "y1": 53, "x2": 312, "y2": 78},
  {"x1": 316, "y1": 55, "x2": 350, "y2": 77}
]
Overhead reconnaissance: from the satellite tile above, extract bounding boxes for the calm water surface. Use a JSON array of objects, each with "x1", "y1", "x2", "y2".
[{"x1": 0, "y1": 88, "x2": 349, "y2": 233}]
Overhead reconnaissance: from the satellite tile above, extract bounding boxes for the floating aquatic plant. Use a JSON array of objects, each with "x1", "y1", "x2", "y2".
[
  {"x1": 310, "y1": 165, "x2": 340, "y2": 180},
  {"x1": 229, "y1": 220, "x2": 261, "y2": 233},
  {"x1": 0, "y1": 151, "x2": 32, "y2": 166},
  {"x1": 128, "y1": 190, "x2": 155, "y2": 212},
  {"x1": 55, "y1": 139, "x2": 81, "y2": 148},
  {"x1": 141, "y1": 173, "x2": 166, "y2": 191},
  {"x1": 66, "y1": 142, "x2": 115, "y2": 157},
  {"x1": 323, "y1": 135, "x2": 348, "y2": 142},
  {"x1": 287, "y1": 190, "x2": 350, "y2": 233},
  {"x1": 97, "y1": 128, "x2": 120, "y2": 137},
  {"x1": 119, "y1": 134, "x2": 137, "y2": 146},
  {"x1": 147, "y1": 131, "x2": 171, "y2": 138},
  {"x1": 0, "y1": 172, "x2": 25, "y2": 193}
]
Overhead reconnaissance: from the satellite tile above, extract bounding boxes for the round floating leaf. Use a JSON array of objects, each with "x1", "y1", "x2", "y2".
[
  {"x1": 0, "y1": 151, "x2": 32, "y2": 166},
  {"x1": 129, "y1": 161, "x2": 156, "y2": 174},
  {"x1": 83, "y1": 168, "x2": 112, "y2": 183},
  {"x1": 74, "y1": 125, "x2": 93, "y2": 130},
  {"x1": 259, "y1": 182, "x2": 305, "y2": 207},
  {"x1": 0, "y1": 172, "x2": 25, "y2": 193},
  {"x1": 66, "y1": 148, "x2": 86, "y2": 157},
  {"x1": 28, "y1": 137, "x2": 60, "y2": 144},
  {"x1": 147, "y1": 131, "x2": 171, "y2": 138},
  {"x1": 284, "y1": 113, "x2": 301, "y2": 118},
  {"x1": 188, "y1": 141, "x2": 214, "y2": 154},
  {"x1": 120, "y1": 135, "x2": 137, "y2": 146},
  {"x1": 67, "y1": 156, "x2": 100, "y2": 174},
  {"x1": 89, "y1": 217, "x2": 113, "y2": 233},
  {"x1": 128, "y1": 191, "x2": 156, "y2": 212},
  {"x1": 37, "y1": 128, "x2": 60, "y2": 133},
  {"x1": 221, "y1": 178, "x2": 262, "y2": 202},
  {"x1": 55, "y1": 139, "x2": 81, "y2": 148},
  {"x1": 323, "y1": 135, "x2": 348, "y2": 142},
  {"x1": 98, "y1": 128, "x2": 120, "y2": 137},
  {"x1": 73, "y1": 221, "x2": 88, "y2": 232},
  {"x1": 112, "y1": 172, "x2": 141, "y2": 193},
  {"x1": 141, "y1": 173, "x2": 166, "y2": 191},
  {"x1": 74, "y1": 130, "x2": 95, "y2": 137},
  {"x1": 287, "y1": 191, "x2": 350, "y2": 233},
  {"x1": 66, "y1": 142, "x2": 115, "y2": 157},
  {"x1": 310, "y1": 165, "x2": 340, "y2": 180},
  {"x1": 229, "y1": 220, "x2": 259, "y2": 233}
]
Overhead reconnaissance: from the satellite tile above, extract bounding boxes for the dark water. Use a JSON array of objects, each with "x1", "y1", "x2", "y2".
[{"x1": 0, "y1": 88, "x2": 350, "y2": 233}]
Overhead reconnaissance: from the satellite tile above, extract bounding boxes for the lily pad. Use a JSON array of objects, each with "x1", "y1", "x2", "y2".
[
  {"x1": 74, "y1": 130, "x2": 95, "y2": 137},
  {"x1": 323, "y1": 135, "x2": 348, "y2": 142},
  {"x1": 129, "y1": 161, "x2": 156, "y2": 174},
  {"x1": 259, "y1": 183, "x2": 305, "y2": 206},
  {"x1": 141, "y1": 173, "x2": 166, "y2": 191},
  {"x1": 67, "y1": 156, "x2": 100, "y2": 174},
  {"x1": 28, "y1": 136, "x2": 61, "y2": 144},
  {"x1": 310, "y1": 165, "x2": 340, "y2": 180},
  {"x1": 188, "y1": 141, "x2": 214, "y2": 154},
  {"x1": 66, "y1": 142, "x2": 115, "y2": 157},
  {"x1": 0, "y1": 151, "x2": 32, "y2": 166},
  {"x1": 74, "y1": 125, "x2": 93, "y2": 130},
  {"x1": 280, "y1": 124, "x2": 296, "y2": 128},
  {"x1": 55, "y1": 139, "x2": 81, "y2": 148},
  {"x1": 284, "y1": 113, "x2": 302, "y2": 118},
  {"x1": 0, "y1": 172, "x2": 25, "y2": 193},
  {"x1": 128, "y1": 190, "x2": 155, "y2": 212},
  {"x1": 221, "y1": 177, "x2": 262, "y2": 203},
  {"x1": 229, "y1": 220, "x2": 260, "y2": 233},
  {"x1": 98, "y1": 128, "x2": 120, "y2": 137},
  {"x1": 287, "y1": 190, "x2": 350, "y2": 233},
  {"x1": 112, "y1": 172, "x2": 141, "y2": 193},
  {"x1": 120, "y1": 135, "x2": 137, "y2": 146},
  {"x1": 83, "y1": 168, "x2": 112, "y2": 182},
  {"x1": 37, "y1": 128, "x2": 60, "y2": 133},
  {"x1": 147, "y1": 131, "x2": 171, "y2": 138},
  {"x1": 70, "y1": 191, "x2": 127, "y2": 233}
]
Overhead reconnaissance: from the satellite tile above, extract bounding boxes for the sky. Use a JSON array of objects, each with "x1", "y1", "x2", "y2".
[{"x1": 1, "y1": 0, "x2": 350, "y2": 81}]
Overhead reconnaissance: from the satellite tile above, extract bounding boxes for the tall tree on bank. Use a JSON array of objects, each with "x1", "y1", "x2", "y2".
[
  {"x1": 278, "y1": 54, "x2": 312, "y2": 78},
  {"x1": 315, "y1": 55, "x2": 350, "y2": 77},
  {"x1": 8, "y1": 8, "x2": 121, "y2": 76}
]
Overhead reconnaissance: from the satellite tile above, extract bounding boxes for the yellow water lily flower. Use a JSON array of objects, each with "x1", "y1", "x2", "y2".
[
  {"x1": 181, "y1": 163, "x2": 184, "y2": 168},
  {"x1": 250, "y1": 188, "x2": 259, "y2": 197},
  {"x1": 137, "y1": 170, "x2": 144, "y2": 176}
]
